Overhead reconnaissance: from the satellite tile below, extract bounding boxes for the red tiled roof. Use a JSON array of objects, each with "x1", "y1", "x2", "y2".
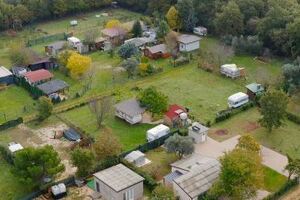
[
  {"x1": 165, "y1": 104, "x2": 186, "y2": 119},
  {"x1": 24, "y1": 69, "x2": 53, "y2": 83}
]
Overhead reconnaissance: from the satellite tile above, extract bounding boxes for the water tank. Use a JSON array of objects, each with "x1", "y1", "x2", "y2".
[{"x1": 180, "y1": 112, "x2": 188, "y2": 120}]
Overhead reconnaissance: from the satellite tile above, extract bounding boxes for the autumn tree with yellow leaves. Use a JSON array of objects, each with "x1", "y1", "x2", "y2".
[
  {"x1": 166, "y1": 6, "x2": 180, "y2": 31},
  {"x1": 105, "y1": 19, "x2": 121, "y2": 29},
  {"x1": 66, "y1": 52, "x2": 91, "y2": 79}
]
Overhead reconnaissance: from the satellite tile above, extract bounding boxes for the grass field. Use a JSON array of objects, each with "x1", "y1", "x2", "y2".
[{"x1": 263, "y1": 166, "x2": 287, "y2": 192}]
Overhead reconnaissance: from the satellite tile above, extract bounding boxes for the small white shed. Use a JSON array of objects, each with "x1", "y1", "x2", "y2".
[
  {"x1": 147, "y1": 124, "x2": 170, "y2": 142},
  {"x1": 188, "y1": 122, "x2": 209, "y2": 143},
  {"x1": 220, "y1": 64, "x2": 244, "y2": 79},
  {"x1": 193, "y1": 26, "x2": 208, "y2": 36},
  {"x1": 67, "y1": 37, "x2": 81, "y2": 48},
  {"x1": 8, "y1": 142, "x2": 24, "y2": 153},
  {"x1": 177, "y1": 34, "x2": 201, "y2": 52},
  {"x1": 125, "y1": 150, "x2": 147, "y2": 167},
  {"x1": 51, "y1": 183, "x2": 67, "y2": 199}
]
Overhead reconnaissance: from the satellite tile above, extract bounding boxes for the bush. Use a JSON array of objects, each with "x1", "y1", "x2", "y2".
[
  {"x1": 286, "y1": 112, "x2": 300, "y2": 124},
  {"x1": 232, "y1": 35, "x2": 263, "y2": 56},
  {"x1": 174, "y1": 56, "x2": 189, "y2": 67},
  {"x1": 118, "y1": 43, "x2": 140, "y2": 59},
  {"x1": 264, "y1": 178, "x2": 298, "y2": 200},
  {"x1": 0, "y1": 145, "x2": 14, "y2": 165}
]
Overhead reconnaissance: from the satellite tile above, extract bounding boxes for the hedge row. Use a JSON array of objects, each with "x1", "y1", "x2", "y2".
[
  {"x1": 264, "y1": 178, "x2": 299, "y2": 200},
  {"x1": 286, "y1": 112, "x2": 300, "y2": 125},
  {"x1": 0, "y1": 145, "x2": 14, "y2": 165},
  {"x1": 215, "y1": 102, "x2": 255, "y2": 123},
  {"x1": 0, "y1": 117, "x2": 23, "y2": 131}
]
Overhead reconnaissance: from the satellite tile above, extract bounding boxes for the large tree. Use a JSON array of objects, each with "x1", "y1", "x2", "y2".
[
  {"x1": 121, "y1": 57, "x2": 139, "y2": 78},
  {"x1": 282, "y1": 63, "x2": 300, "y2": 94},
  {"x1": 131, "y1": 20, "x2": 143, "y2": 37},
  {"x1": 157, "y1": 20, "x2": 170, "y2": 40},
  {"x1": 236, "y1": 134, "x2": 261, "y2": 154},
  {"x1": 164, "y1": 134, "x2": 194, "y2": 158},
  {"x1": 66, "y1": 52, "x2": 91, "y2": 79},
  {"x1": 166, "y1": 6, "x2": 180, "y2": 31},
  {"x1": 71, "y1": 148, "x2": 95, "y2": 178},
  {"x1": 89, "y1": 96, "x2": 112, "y2": 128},
  {"x1": 177, "y1": 0, "x2": 197, "y2": 32},
  {"x1": 37, "y1": 96, "x2": 53, "y2": 121},
  {"x1": 118, "y1": 43, "x2": 140, "y2": 59},
  {"x1": 259, "y1": 90, "x2": 288, "y2": 132},
  {"x1": 13, "y1": 145, "x2": 65, "y2": 187},
  {"x1": 214, "y1": 1, "x2": 244, "y2": 36}
]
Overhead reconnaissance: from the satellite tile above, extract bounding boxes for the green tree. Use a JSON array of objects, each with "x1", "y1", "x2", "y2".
[
  {"x1": 166, "y1": 6, "x2": 180, "y2": 30},
  {"x1": 151, "y1": 184, "x2": 175, "y2": 200},
  {"x1": 214, "y1": 1, "x2": 244, "y2": 36},
  {"x1": 282, "y1": 63, "x2": 300, "y2": 94},
  {"x1": 164, "y1": 134, "x2": 194, "y2": 158},
  {"x1": 13, "y1": 145, "x2": 65, "y2": 187},
  {"x1": 121, "y1": 57, "x2": 139, "y2": 78},
  {"x1": 157, "y1": 20, "x2": 170, "y2": 40},
  {"x1": 138, "y1": 86, "x2": 168, "y2": 115},
  {"x1": 208, "y1": 149, "x2": 263, "y2": 200},
  {"x1": 9, "y1": 44, "x2": 33, "y2": 66},
  {"x1": 259, "y1": 90, "x2": 288, "y2": 132},
  {"x1": 236, "y1": 134, "x2": 261, "y2": 154},
  {"x1": 71, "y1": 148, "x2": 95, "y2": 178},
  {"x1": 285, "y1": 154, "x2": 300, "y2": 180},
  {"x1": 118, "y1": 43, "x2": 140, "y2": 59},
  {"x1": 177, "y1": 0, "x2": 198, "y2": 32},
  {"x1": 287, "y1": 18, "x2": 300, "y2": 58},
  {"x1": 83, "y1": 29, "x2": 99, "y2": 46},
  {"x1": 131, "y1": 20, "x2": 143, "y2": 37},
  {"x1": 38, "y1": 96, "x2": 53, "y2": 121},
  {"x1": 89, "y1": 96, "x2": 112, "y2": 128}
]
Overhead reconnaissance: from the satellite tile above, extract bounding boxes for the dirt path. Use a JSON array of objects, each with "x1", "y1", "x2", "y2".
[{"x1": 281, "y1": 185, "x2": 300, "y2": 200}]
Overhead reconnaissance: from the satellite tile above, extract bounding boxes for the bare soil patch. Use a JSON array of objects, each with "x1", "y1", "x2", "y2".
[
  {"x1": 243, "y1": 121, "x2": 260, "y2": 132},
  {"x1": 215, "y1": 129, "x2": 228, "y2": 136}
]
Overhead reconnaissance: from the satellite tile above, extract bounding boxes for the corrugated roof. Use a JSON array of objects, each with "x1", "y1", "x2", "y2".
[
  {"x1": 164, "y1": 170, "x2": 183, "y2": 184},
  {"x1": 24, "y1": 69, "x2": 53, "y2": 83},
  {"x1": 147, "y1": 44, "x2": 168, "y2": 54},
  {"x1": 94, "y1": 164, "x2": 144, "y2": 192},
  {"x1": 0, "y1": 66, "x2": 12, "y2": 78},
  {"x1": 177, "y1": 34, "x2": 201, "y2": 44},
  {"x1": 114, "y1": 99, "x2": 145, "y2": 117},
  {"x1": 125, "y1": 150, "x2": 145, "y2": 162},
  {"x1": 246, "y1": 83, "x2": 264, "y2": 93},
  {"x1": 37, "y1": 79, "x2": 69, "y2": 95},
  {"x1": 165, "y1": 104, "x2": 186, "y2": 120}
]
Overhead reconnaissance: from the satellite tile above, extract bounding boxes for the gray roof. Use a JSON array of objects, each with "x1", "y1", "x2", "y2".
[
  {"x1": 94, "y1": 164, "x2": 144, "y2": 192},
  {"x1": 189, "y1": 122, "x2": 209, "y2": 134},
  {"x1": 171, "y1": 154, "x2": 217, "y2": 172},
  {"x1": 37, "y1": 79, "x2": 69, "y2": 95},
  {"x1": 177, "y1": 34, "x2": 201, "y2": 44},
  {"x1": 147, "y1": 44, "x2": 168, "y2": 54},
  {"x1": 46, "y1": 41, "x2": 66, "y2": 50},
  {"x1": 164, "y1": 170, "x2": 183, "y2": 184},
  {"x1": 114, "y1": 99, "x2": 146, "y2": 117},
  {"x1": 246, "y1": 83, "x2": 264, "y2": 93},
  {"x1": 0, "y1": 66, "x2": 12, "y2": 78},
  {"x1": 125, "y1": 150, "x2": 145, "y2": 162},
  {"x1": 125, "y1": 37, "x2": 148, "y2": 47},
  {"x1": 174, "y1": 159, "x2": 220, "y2": 198}
]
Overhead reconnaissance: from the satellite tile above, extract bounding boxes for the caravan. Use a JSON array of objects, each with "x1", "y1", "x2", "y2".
[
  {"x1": 147, "y1": 124, "x2": 170, "y2": 142},
  {"x1": 228, "y1": 92, "x2": 249, "y2": 108}
]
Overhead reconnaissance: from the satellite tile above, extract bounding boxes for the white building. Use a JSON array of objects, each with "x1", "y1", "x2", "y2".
[
  {"x1": 93, "y1": 164, "x2": 144, "y2": 200},
  {"x1": 114, "y1": 99, "x2": 146, "y2": 125},
  {"x1": 147, "y1": 124, "x2": 170, "y2": 142},
  {"x1": 177, "y1": 34, "x2": 201, "y2": 52},
  {"x1": 193, "y1": 26, "x2": 208, "y2": 36},
  {"x1": 164, "y1": 154, "x2": 220, "y2": 200},
  {"x1": 8, "y1": 142, "x2": 24, "y2": 153},
  {"x1": 228, "y1": 92, "x2": 249, "y2": 108},
  {"x1": 188, "y1": 122, "x2": 209, "y2": 143},
  {"x1": 125, "y1": 150, "x2": 150, "y2": 167},
  {"x1": 67, "y1": 37, "x2": 81, "y2": 48}
]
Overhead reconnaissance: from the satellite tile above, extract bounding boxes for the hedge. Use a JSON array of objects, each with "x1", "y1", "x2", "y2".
[
  {"x1": 286, "y1": 112, "x2": 300, "y2": 125},
  {"x1": 215, "y1": 102, "x2": 254, "y2": 123},
  {"x1": 0, "y1": 145, "x2": 14, "y2": 165},
  {"x1": 0, "y1": 117, "x2": 23, "y2": 131},
  {"x1": 264, "y1": 178, "x2": 299, "y2": 200}
]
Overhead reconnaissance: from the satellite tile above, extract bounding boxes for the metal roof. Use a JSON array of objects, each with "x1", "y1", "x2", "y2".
[
  {"x1": 147, "y1": 44, "x2": 168, "y2": 54},
  {"x1": 114, "y1": 99, "x2": 146, "y2": 117},
  {"x1": 164, "y1": 170, "x2": 183, "y2": 184},
  {"x1": 177, "y1": 34, "x2": 201, "y2": 44},
  {"x1": 94, "y1": 164, "x2": 144, "y2": 192},
  {"x1": 37, "y1": 79, "x2": 69, "y2": 95},
  {"x1": 125, "y1": 150, "x2": 145, "y2": 162},
  {"x1": 171, "y1": 154, "x2": 217, "y2": 172},
  {"x1": 246, "y1": 83, "x2": 264, "y2": 93},
  {"x1": 189, "y1": 122, "x2": 209, "y2": 134},
  {"x1": 0, "y1": 66, "x2": 12, "y2": 78},
  {"x1": 24, "y1": 69, "x2": 53, "y2": 83}
]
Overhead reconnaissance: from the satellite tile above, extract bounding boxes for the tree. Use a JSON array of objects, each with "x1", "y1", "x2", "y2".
[
  {"x1": 138, "y1": 86, "x2": 168, "y2": 115},
  {"x1": 131, "y1": 20, "x2": 143, "y2": 37},
  {"x1": 83, "y1": 29, "x2": 99, "y2": 46},
  {"x1": 93, "y1": 129, "x2": 122, "y2": 161},
  {"x1": 285, "y1": 154, "x2": 300, "y2": 180},
  {"x1": 236, "y1": 134, "x2": 260, "y2": 154},
  {"x1": 157, "y1": 20, "x2": 170, "y2": 40},
  {"x1": 71, "y1": 148, "x2": 95, "y2": 178},
  {"x1": 9, "y1": 44, "x2": 33, "y2": 66},
  {"x1": 166, "y1": 6, "x2": 180, "y2": 31},
  {"x1": 164, "y1": 134, "x2": 194, "y2": 158},
  {"x1": 287, "y1": 18, "x2": 300, "y2": 58},
  {"x1": 118, "y1": 43, "x2": 140, "y2": 59},
  {"x1": 259, "y1": 90, "x2": 288, "y2": 132},
  {"x1": 89, "y1": 96, "x2": 112, "y2": 128},
  {"x1": 121, "y1": 57, "x2": 139, "y2": 78},
  {"x1": 151, "y1": 184, "x2": 175, "y2": 200},
  {"x1": 282, "y1": 63, "x2": 300, "y2": 94},
  {"x1": 37, "y1": 96, "x2": 53, "y2": 121},
  {"x1": 105, "y1": 19, "x2": 121, "y2": 29},
  {"x1": 13, "y1": 145, "x2": 65, "y2": 187},
  {"x1": 165, "y1": 31, "x2": 179, "y2": 61},
  {"x1": 177, "y1": 0, "x2": 198, "y2": 32},
  {"x1": 66, "y1": 52, "x2": 91, "y2": 79},
  {"x1": 208, "y1": 149, "x2": 263, "y2": 200},
  {"x1": 214, "y1": 1, "x2": 244, "y2": 36}
]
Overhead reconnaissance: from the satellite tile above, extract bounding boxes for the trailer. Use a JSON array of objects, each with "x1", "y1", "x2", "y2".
[
  {"x1": 228, "y1": 92, "x2": 249, "y2": 108},
  {"x1": 220, "y1": 64, "x2": 244, "y2": 79},
  {"x1": 147, "y1": 124, "x2": 170, "y2": 142}
]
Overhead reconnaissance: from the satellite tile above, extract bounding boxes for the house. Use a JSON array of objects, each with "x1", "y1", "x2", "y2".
[
  {"x1": 193, "y1": 26, "x2": 208, "y2": 36},
  {"x1": 246, "y1": 83, "x2": 264, "y2": 100},
  {"x1": 164, "y1": 104, "x2": 188, "y2": 128},
  {"x1": 24, "y1": 69, "x2": 53, "y2": 86},
  {"x1": 124, "y1": 37, "x2": 150, "y2": 48},
  {"x1": 8, "y1": 142, "x2": 24, "y2": 153},
  {"x1": 11, "y1": 66, "x2": 27, "y2": 77},
  {"x1": 220, "y1": 64, "x2": 245, "y2": 79},
  {"x1": 114, "y1": 99, "x2": 146, "y2": 124},
  {"x1": 45, "y1": 41, "x2": 66, "y2": 56},
  {"x1": 0, "y1": 66, "x2": 14, "y2": 85},
  {"x1": 164, "y1": 154, "x2": 221, "y2": 200},
  {"x1": 37, "y1": 79, "x2": 69, "y2": 99},
  {"x1": 143, "y1": 44, "x2": 170, "y2": 59},
  {"x1": 67, "y1": 37, "x2": 81, "y2": 48},
  {"x1": 125, "y1": 150, "x2": 150, "y2": 167},
  {"x1": 101, "y1": 27, "x2": 127, "y2": 46},
  {"x1": 27, "y1": 57, "x2": 55, "y2": 71},
  {"x1": 188, "y1": 122, "x2": 209, "y2": 143},
  {"x1": 93, "y1": 164, "x2": 144, "y2": 200},
  {"x1": 177, "y1": 34, "x2": 201, "y2": 52}
]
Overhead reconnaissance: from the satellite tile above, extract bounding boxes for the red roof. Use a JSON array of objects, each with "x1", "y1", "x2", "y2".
[
  {"x1": 165, "y1": 104, "x2": 186, "y2": 119},
  {"x1": 24, "y1": 69, "x2": 53, "y2": 83}
]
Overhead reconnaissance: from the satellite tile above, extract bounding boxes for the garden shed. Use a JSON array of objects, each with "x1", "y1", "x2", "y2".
[
  {"x1": 114, "y1": 99, "x2": 146, "y2": 124},
  {"x1": 11, "y1": 66, "x2": 27, "y2": 77},
  {"x1": 101, "y1": 27, "x2": 127, "y2": 46},
  {"x1": 246, "y1": 83, "x2": 264, "y2": 100},
  {"x1": 27, "y1": 57, "x2": 55, "y2": 71},
  {"x1": 143, "y1": 44, "x2": 170, "y2": 59},
  {"x1": 220, "y1": 64, "x2": 245, "y2": 79},
  {"x1": 164, "y1": 104, "x2": 188, "y2": 128},
  {"x1": 37, "y1": 79, "x2": 69, "y2": 99},
  {"x1": 45, "y1": 41, "x2": 66, "y2": 56},
  {"x1": 24, "y1": 69, "x2": 53, "y2": 86},
  {"x1": 177, "y1": 34, "x2": 201, "y2": 52},
  {"x1": 188, "y1": 122, "x2": 209, "y2": 143},
  {"x1": 0, "y1": 66, "x2": 14, "y2": 85},
  {"x1": 124, "y1": 150, "x2": 149, "y2": 167}
]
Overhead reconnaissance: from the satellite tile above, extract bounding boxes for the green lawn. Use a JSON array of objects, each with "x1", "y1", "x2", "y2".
[
  {"x1": 59, "y1": 105, "x2": 153, "y2": 150},
  {"x1": 263, "y1": 166, "x2": 287, "y2": 192},
  {"x1": 0, "y1": 86, "x2": 36, "y2": 124}
]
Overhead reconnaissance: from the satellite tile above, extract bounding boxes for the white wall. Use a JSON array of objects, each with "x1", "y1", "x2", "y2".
[{"x1": 179, "y1": 41, "x2": 200, "y2": 52}]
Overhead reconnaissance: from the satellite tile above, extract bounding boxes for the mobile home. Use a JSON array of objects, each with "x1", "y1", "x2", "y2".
[
  {"x1": 147, "y1": 124, "x2": 170, "y2": 142},
  {"x1": 228, "y1": 92, "x2": 249, "y2": 108}
]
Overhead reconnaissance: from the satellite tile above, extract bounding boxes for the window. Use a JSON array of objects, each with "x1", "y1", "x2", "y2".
[
  {"x1": 123, "y1": 188, "x2": 134, "y2": 200},
  {"x1": 96, "y1": 181, "x2": 100, "y2": 192}
]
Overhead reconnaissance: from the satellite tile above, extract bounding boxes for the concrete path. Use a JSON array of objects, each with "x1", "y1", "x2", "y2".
[{"x1": 195, "y1": 135, "x2": 288, "y2": 177}]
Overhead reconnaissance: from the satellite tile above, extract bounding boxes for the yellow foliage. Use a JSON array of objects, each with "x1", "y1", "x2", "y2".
[
  {"x1": 139, "y1": 63, "x2": 149, "y2": 71},
  {"x1": 105, "y1": 19, "x2": 121, "y2": 29},
  {"x1": 66, "y1": 52, "x2": 91, "y2": 79},
  {"x1": 166, "y1": 6, "x2": 180, "y2": 30}
]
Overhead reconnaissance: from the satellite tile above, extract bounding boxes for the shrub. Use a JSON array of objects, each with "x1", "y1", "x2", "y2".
[
  {"x1": 286, "y1": 112, "x2": 300, "y2": 124},
  {"x1": 215, "y1": 102, "x2": 254, "y2": 123},
  {"x1": 118, "y1": 43, "x2": 140, "y2": 59},
  {"x1": 0, "y1": 145, "x2": 14, "y2": 165},
  {"x1": 264, "y1": 178, "x2": 298, "y2": 200},
  {"x1": 174, "y1": 56, "x2": 189, "y2": 67},
  {"x1": 232, "y1": 35, "x2": 263, "y2": 56}
]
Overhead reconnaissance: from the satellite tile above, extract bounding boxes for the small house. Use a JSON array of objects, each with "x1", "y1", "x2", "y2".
[
  {"x1": 177, "y1": 34, "x2": 201, "y2": 52},
  {"x1": 37, "y1": 79, "x2": 69, "y2": 99},
  {"x1": 11, "y1": 66, "x2": 27, "y2": 77},
  {"x1": 94, "y1": 37, "x2": 108, "y2": 50},
  {"x1": 0, "y1": 66, "x2": 14, "y2": 85},
  {"x1": 124, "y1": 37, "x2": 149, "y2": 48},
  {"x1": 164, "y1": 154, "x2": 220, "y2": 200},
  {"x1": 114, "y1": 99, "x2": 146, "y2": 125},
  {"x1": 193, "y1": 26, "x2": 208, "y2": 36},
  {"x1": 220, "y1": 64, "x2": 245, "y2": 79},
  {"x1": 45, "y1": 41, "x2": 66, "y2": 56},
  {"x1": 164, "y1": 104, "x2": 188, "y2": 128},
  {"x1": 51, "y1": 183, "x2": 67, "y2": 199},
  {"x1": 125, "y1": 150, "x2": 149, "y2": 167},
  {"x1": 8, "y1": 142, "x2": 24, "y2": 153},
  {"x1": 101, "y1": 27, "x2": 127, "y2": 46},
  {"x1": 146, "y1": 124, "x2": 170, "y2": 142},
  {"x1": 93, "y1": 164, "x2": 144, "y2": 200},
  {"x1": 24, "y1": 69, "x2": 53, "y2": 86},
  {"x1": 228, "y1": 92, "x2": 249, "y2": 108},
  {"x1": 143, "y1": 44, "x2": 170, "y2": 59},
  {"x1": 246, "y1": 83, "x2": 264, "y2": 100},
  {"x1": 27, "y1": 57, "x2": 55, "y2": 71},
  {"x1": 67, "y1": 37, "x2": 81, "y2": 48},
  {"x1": 188, "y1": 122, "x2": 209, "y2": 143}
]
